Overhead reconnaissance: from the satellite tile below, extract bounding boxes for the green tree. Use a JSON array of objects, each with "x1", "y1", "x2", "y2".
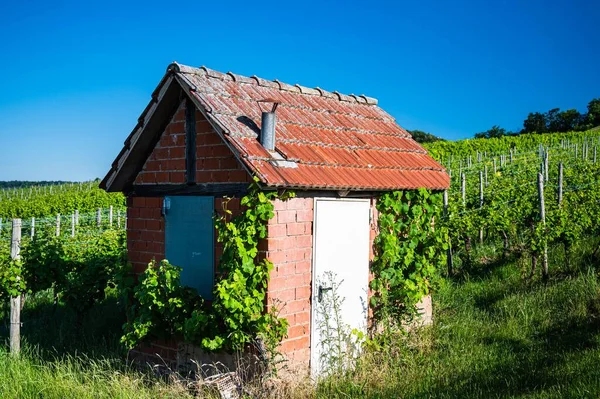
[
  {"x1": 588, "y1": 98, "x2": 600, "y2": 127},
  {"x1": 408, "y1": 130, "x2": 445, "y2": 143},
  {"x1": 555, "y1": 109, "x2": 584, "y2": 132},
  {"x1": 475, "y1": 125, "x2": 507, "y2": 139},
  {"x1": 523, "y1": 112, "x2": 547, "y2": 134},
  {"x1": 546, "y1": 108, "x2": 562, "y2": 132}
]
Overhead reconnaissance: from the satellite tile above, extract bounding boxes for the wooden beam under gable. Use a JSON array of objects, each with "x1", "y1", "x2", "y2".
[
  {"x1": 185, "y1": 97, "x2": 196, "y2": 184},
  {"x1": 102, "y1": 76, "x2": 182, "y2": 192},
  {"x1": 173, "y1": 74, "x2": 265, "y2": 184}
]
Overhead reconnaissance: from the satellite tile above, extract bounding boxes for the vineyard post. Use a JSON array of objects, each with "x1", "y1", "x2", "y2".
[
  {"x1": 540, "y1": 163, "x2": 544, "y2": 179},
  {"x1": 443, "y1": 190, "x2": 453, "y2": 276},
  {"x1": 56, "y1": 214, "x2": 60, "y2": 237},
  {"x1": 461, "y1": 173, "x2": 466, "y2": 206},
  {"x1": 558, "y1": 162, "x2": 563, "y2": 206},
  {"x1": 575, "y1": 144, "x2": 578, "y2": 159},
  {"x1": 468, "y1": 156, "x2": 472, "y2": 167},
  {"x1": 544, "y1": 151, "x2": 549, "y2": 182},
  {"x1": 595, "y1": 146, "x2": 597, "y2": 164},
  {"x1": 10, "y1": 219, "x2": 21, "y2": 355},
  {"x1": 510, "y1": 150, "x2": 513, "y2": 163},
  {"x1": 537, "y1": 173, "x2": 548, "y2": 280},
  {"x1": 109, "y1": 206, "x2": 113, "y2": 228},
  {"x1": 117, "y1": 210, "x2": 121, "y2": 229},
  {"x1": 30, "y1": 217, "x2": 35, "y2": 239},
  {"x1": 75, "y1": 209, "x2": 79, "y2": 225},
  {"x1": 484, "y1": 164, "x2": 488, "y2": 186},
  {"x1": 97, "y1": 208, "x2": 102, "y2": 228},
  {"x1": 479, "y1": 171, "x2": 484, "y2": 244},
  {"x1": 71, "y1": 213, "x2": 75, "y2": 238},
  {"x1": 493, "y1": 158, "x2": 497, "y2": 174}
]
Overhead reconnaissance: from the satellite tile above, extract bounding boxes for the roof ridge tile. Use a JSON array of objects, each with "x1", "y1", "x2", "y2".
[
  {"x1": 360, "y1": 95, "x2": 378, "y2": 105},
  {"x1": 201, "y1": 66, "x2": 230, "y2": 80},
  {"x1": 295, "y1": 84, "x2": 320, "y2": 96},
  {"x1": 252, "y1": 75, "x2": 279, "y2": 88},
  {"x1": 315, "y1": 87, "x2": 337, "y2": 99},
  {"x1": 174, "y1": 63, "x2": 379, "y2": 105},
  {"x1": 333, "y1": 91, "x2": 355, "y2": 103},
  {"x1": 226, "y1": 72, "x2": 255, "y2": 85},
  {"x1": 274, "y1": 79, "x2": 301, "y2": 93}
]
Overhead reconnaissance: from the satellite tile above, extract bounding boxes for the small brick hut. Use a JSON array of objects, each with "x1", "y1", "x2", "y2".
[{"x1": 101, "y1": 62, "x2": 449, "y2": 374}]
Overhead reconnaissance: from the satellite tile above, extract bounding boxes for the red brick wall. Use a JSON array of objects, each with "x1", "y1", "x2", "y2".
[
  {"x1": 194, "y1": 109, "x2": 252, "y2": 184},
  {"x1": 127, "y1": 197, "x2": 165, "y2": 274},
  {"x1": 135, "y1": 101, "x2": 186, "y2": 184},
  {"x1": 135, "y1": 100, "x2": 251, "y2": 185},
  {"x1": 264, "y1": 197, "x2": 314, "y2": 367}
]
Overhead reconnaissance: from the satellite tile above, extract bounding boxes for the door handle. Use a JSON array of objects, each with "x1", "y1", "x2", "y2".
[{"x1": 318, "y1": 285, "x2": 332, "y2": 302}]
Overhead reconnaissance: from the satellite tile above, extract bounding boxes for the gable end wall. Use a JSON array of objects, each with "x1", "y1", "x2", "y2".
[{"x1": 134, "y1": 99, "x2": 251, "y2": 185}]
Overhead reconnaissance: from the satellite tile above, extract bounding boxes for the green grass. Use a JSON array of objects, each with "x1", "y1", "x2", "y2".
[
  {"x1": 316, "y1": 239, "x2": 600, "y2": 398},
  {"x1": 0, "y1": 347, "x2": 192, "y2": 399},
  {"x1": 0, "y1": 291, "x2": 194, "y2": 399},
  {"x1": 4, "y1": 239, "x2": 600, "y2": 398}
]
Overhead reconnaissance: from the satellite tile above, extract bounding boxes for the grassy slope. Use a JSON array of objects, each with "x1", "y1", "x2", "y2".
[
  {"x1": 0, "y1": 291, "x2": 193, "y2": 399},
  {"x1": 0, "y1": 349, "x2": 192, "y2": 399},
  {"x1": 317, "y1": 240, "x2": 600, "y2": 398},
  {"x1": 2, "y1": 241, "x2": 600, "y2": 398}
]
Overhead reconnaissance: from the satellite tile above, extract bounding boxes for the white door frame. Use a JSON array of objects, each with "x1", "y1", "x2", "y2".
[{"x1": 310, "y1": 197, "x2": 371, "y2": 375}]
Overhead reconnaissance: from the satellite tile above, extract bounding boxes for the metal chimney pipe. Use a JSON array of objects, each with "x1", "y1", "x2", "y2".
[{"x1": 261, "y1": 111, "x2": 276, "y2": 151}]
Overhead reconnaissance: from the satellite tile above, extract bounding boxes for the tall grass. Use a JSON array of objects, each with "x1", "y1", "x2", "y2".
[
  {"x1": 0, "y1": 290, "x2": 195, "y2": 398},
  {"x1": 312, "y1": 238, "x2": 600, "y2": 398},
  {"x1": 3, "y1": 238, "x2": 600, "y2": 398},
  {"x1": 0, "y1": 346, "x2": 192, "y2": 399}
]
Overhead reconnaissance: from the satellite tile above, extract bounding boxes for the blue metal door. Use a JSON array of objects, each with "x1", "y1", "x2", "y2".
[{"x1": 165, "y1": 196, "x2": 214, "y2": 299}]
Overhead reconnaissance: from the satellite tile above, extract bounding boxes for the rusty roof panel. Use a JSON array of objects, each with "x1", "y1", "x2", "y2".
[{"x1": 171, "y1": 62, "x2": 449, "y2": 191}]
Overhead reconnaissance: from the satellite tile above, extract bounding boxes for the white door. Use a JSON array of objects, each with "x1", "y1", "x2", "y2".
[{"x1": 311, "y1": 198, "x2": 370, "y2": 376}]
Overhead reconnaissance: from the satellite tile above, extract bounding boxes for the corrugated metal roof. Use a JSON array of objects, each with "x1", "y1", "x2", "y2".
[{"x1": 172, "y1": 63, "x2": 449, "y2": 191}]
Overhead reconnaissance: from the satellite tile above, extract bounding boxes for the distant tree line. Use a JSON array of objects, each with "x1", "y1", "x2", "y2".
[
  {"x1": 408, "y1": 130, "x2": 446, "y2": 143},
  {"x1": 475, "y1": 97, "x2": 600, "y2": 139}
]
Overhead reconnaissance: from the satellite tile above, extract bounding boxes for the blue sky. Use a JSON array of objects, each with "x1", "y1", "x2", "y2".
[{"x1": 1, "y1": 0, "x2": 598, "y2": 181}]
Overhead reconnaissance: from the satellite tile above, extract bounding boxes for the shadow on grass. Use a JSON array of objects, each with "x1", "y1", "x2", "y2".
[
  {"x1": 450, "y1": 248, "x2": 520, "y2": 283},
  {"x1": 405, "y1": 309, "x2": 600, "y2": 399},
  {"x1": 397, "y1": 241, "x2": 600, "y2": 398},
  {"x1": 0, "y1": 291, "x2": 127, "y2": 362}
]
